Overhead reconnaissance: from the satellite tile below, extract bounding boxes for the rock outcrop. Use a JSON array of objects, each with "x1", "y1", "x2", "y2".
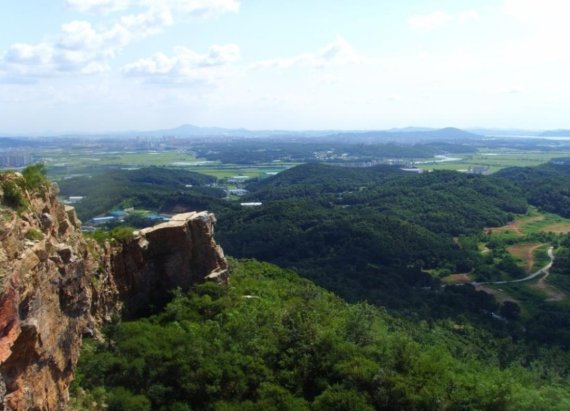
[
  {"x1": 110, "y1": 211, "x2": 228, "y2": 318},
  {"x1": 0, "y1": 174, "x2": 228, "y2": 410}
]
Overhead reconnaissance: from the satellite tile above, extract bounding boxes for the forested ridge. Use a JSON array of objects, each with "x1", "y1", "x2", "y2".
[
  {"x1": 67, "y1": 161, "x2": 570, "y2": 410},
  {"x1": 215, "y1": 165, "x2": 528, "y2": 318},
  {"x1": 497, "y1": 159, "x2": 570, "y2": 217},
  {"x1": 73, "y1": 260, "x2": 570, "y2": 411},
  {"x1": 58, "y1": 167, "x2": 226, "y2": 219}
]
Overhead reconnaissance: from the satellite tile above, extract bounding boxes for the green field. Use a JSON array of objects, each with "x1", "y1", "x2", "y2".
[
  {"x1": 40, "y1": 148, "x2": 299, "y2": 181},
  {"x1": 417, "y1": 150, "x2": 570, "y2": 173},
  {"x1": 485, "y1": 208, "x2": 570, "y2": 241},
  {"x1": 37, "y1": 145, "x2": 570, "y2": 181}
]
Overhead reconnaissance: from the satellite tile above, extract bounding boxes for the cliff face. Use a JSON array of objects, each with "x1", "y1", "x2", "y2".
[
  {"x1": 110, "y1": 211, "x2": 228, "y2": 318},
  {"x1": 0, "y1": 174, "x2": 228, "y2": 410}
]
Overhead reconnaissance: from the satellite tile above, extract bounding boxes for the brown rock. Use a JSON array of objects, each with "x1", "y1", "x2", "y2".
[
  {"x1": 112, "y1": 211, "x2": 228, "y2": 317},
  {"x1": 0, "y1": 175, "x2": 229, "y2": 410}
]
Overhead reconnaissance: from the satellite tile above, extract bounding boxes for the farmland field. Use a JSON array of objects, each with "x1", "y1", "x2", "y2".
[
  {"x1": 40, "y1": 148, "x2": 299, "y2": 182},
  {"x1": 417, "y1": 150, "x2": 570, "y2": 173}
]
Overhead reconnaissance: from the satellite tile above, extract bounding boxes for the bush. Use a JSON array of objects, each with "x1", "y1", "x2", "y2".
[
  {"x1": 25, "y1": 228, "x2": 44, "y2": 241},
  {"x1": 107, "y1": 387, "x2": 151, "y2": 411},
  {"x1": 312, "y1": 386, "x2": 373, "y2": 411},
  {"x1": 22, "y1": 164, "x2": 48, "y2": 190},
  {"x1": 1, "y1": 180, "x2": 26, "y2": 210},
  {"x1": 110, "y1": 226, "x2": 135, "y2": 244}
]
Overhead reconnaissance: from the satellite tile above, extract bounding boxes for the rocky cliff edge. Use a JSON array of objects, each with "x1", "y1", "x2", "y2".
[{"x1": 0, "y1": 172, "x2": 228, "y2": 410}]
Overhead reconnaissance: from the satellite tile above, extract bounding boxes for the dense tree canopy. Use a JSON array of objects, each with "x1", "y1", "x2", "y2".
[
  {"x1": 58, "y1": 167, "x2": 224, "y2": 219},
  {"x1": 72, "y1": 260, "x2": 570, "y2": 411}
]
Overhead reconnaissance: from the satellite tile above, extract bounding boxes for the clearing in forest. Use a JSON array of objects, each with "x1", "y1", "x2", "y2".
[
  {"x1": 538, "y1": 221, "x2": 570, "y2": 234},
  {"x1": 441, "y1": 273, "x2": 472, "y2": 285},
  {"x1": 487, "y1": 209, "x2": 570, "y2": 238},
  {"x1": 507, "y1": 243, "x2": 543, "y2": 273},
  {"x1": 487, "y1": 214, "x2": 544, "y2": 237}
]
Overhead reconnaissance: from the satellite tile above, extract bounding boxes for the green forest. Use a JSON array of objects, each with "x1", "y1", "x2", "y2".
[
  {"x1": 72, "y1": 260, "x2": 570, "y2": 411},
  {"x1": 58, "y1": 160, "x2": 570, "y2": 410},
  {"x1": 58, "y1": 167, "x2": 227, "y2": 220}
]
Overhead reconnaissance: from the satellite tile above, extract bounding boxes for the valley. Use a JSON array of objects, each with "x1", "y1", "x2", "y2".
[
  {"x1": 5, "y1": 1, "x2": 570, "y2": 408},
  {"x1": 3, "y1": 132, "x2": 570, "y2": 410}
]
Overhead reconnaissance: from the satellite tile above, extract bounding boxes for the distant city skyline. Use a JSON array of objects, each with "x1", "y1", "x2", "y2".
[{"x1": 2, "y1": 0, "x2": 570, "y2": 134}]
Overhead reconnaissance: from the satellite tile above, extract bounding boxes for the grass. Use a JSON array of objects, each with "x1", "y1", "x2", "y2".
[
  {"x1": 507, "y1": 243, "x2": 543, "y2": 272},
  {"x1": 486, "y1": 208, "x2": 570, "y2": 239},
  {"x1": 24, "y1": 228, "x2": 44, "y2": 241},
  {"x1": 532, "y1": 245, "x2": 551, "y2": 272},
  {"x1": 547, "y1": 274, "x2": 570, "y2": 304},
  {"x1": 494, "y1": 282, "x2": 549, "y2": 317},
  {"x1": 538, "y1": 221, "x2": 570, "y2": 234},
  {"x1": 441, "y1": 273, "x2": 472, "y2": 285}
]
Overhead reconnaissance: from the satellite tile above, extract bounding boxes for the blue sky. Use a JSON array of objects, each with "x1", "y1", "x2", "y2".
[{"x1": 1, "y1": 0, "x2": 570, "y2": 134}]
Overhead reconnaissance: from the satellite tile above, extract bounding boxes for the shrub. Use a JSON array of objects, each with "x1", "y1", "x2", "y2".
[
  {"x1": 110, "y1": 226, "x2": 135, "y2": 244},
  {"x1": 1, "y1": 180, "x2": 26, "y2": 210},
  {"x1": 25, "y1": 228, "x2": 44, "y2": 241},
  {"x1": 22, "y1": 164, "x2": 48, "y2": 190}
]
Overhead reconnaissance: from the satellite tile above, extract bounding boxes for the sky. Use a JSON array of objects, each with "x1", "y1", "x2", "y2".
[{"x1": 1, "y1": 0, "x2": 570, "y2": 134}]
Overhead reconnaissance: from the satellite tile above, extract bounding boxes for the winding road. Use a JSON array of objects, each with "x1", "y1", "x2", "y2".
[{"x1": 475, "y1": 246, "x2": 555, "y2": 286}]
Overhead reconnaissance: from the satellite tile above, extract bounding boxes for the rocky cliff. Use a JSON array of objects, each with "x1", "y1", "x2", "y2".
[
  {"x1": 0, "y1": 172, "x2": 228, "y2": 410},
  {"x1": 110, "y1": 211, "x2": 228, "y2": 318}
]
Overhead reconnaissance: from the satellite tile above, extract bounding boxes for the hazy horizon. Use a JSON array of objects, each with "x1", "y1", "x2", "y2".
[{"x1": 2, "y1": 0, "x2": 570, "y2": 134}]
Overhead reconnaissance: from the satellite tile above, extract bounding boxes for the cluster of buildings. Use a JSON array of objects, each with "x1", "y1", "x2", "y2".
[{"x1": 0, "y1": 152, "x2": 33, "y2": 168}]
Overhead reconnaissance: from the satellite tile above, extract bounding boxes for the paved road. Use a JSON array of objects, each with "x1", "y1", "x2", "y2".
[{"x1": 475, "y1": 246, "x2": 554, "y2": 286}]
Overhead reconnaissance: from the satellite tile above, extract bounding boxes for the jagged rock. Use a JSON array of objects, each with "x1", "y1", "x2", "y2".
[
  {"x1": 0, "y1": 177, "x2": 229, "y2": 410},
  {"x1": 56, "y1": 244, "x2": 73, "y2": 264},
  {"x1": 40, "y1": 213, "x2": 53, "y2": 230}
]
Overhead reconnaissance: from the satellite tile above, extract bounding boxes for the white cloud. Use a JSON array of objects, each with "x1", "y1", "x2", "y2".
[
  {"x1": 0, "y1": 7, "x2": 173, "y2": 81},
  {"x1": 66, "y1": 0, "x2": 131, "y2": 14},
  {"x1": 504, "y1": 0, "x2": 569, "y2": 23},
  {"x1": 251, "y1": 36, "x2": 360, "y2": 70},
  {"x1": 169, "y1": 0, "x2": 240, "y2": 17},
  {"x1": 122, "y1": 44, "x2": 240, "y2": 83},
  {"x1": 2, "y1": 0, "x2": 240, "y2": 82},
  {"x1": 408, "y1": 10, "x2": 478, "y2": 30},
  {"x1": 67, "y1": 0, "x2": 240, "y2": 17}
]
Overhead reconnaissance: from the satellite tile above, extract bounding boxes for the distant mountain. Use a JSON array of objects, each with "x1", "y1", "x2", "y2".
[
  {"x1": 387, "y1": 127, "x2": 436, "y2": 133},
  {"x1": 120, "y1": 124, "x2": 342, "y2": 139},
  {"x1": 540, "y1": 130, "x2": 570, "y2": 137},
  {"x1": 1, "y1": 124, "x2": 484, "y2": 141},
  {"x1": 467, "y1": 128, "x2": 544, "y2": 137},
  {"x1": 323, "y1": 127, "x2": 482, "y2": 144},
  {"x1": 143, "y1": 125, "x2": 481, "y2": 141}
]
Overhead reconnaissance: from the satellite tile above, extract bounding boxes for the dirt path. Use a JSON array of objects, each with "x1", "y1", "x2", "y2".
[{"x1": 507, "y1": 243, "x2": 542, "y2": 273}]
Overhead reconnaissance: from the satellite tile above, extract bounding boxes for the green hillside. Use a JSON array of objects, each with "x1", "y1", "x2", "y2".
[
  {"x1": 58, "y1": 167, "x2": 225, "y2": 220},
  {"x1": 72, "y1": 260, "x2": 570, "y2": 411}
]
